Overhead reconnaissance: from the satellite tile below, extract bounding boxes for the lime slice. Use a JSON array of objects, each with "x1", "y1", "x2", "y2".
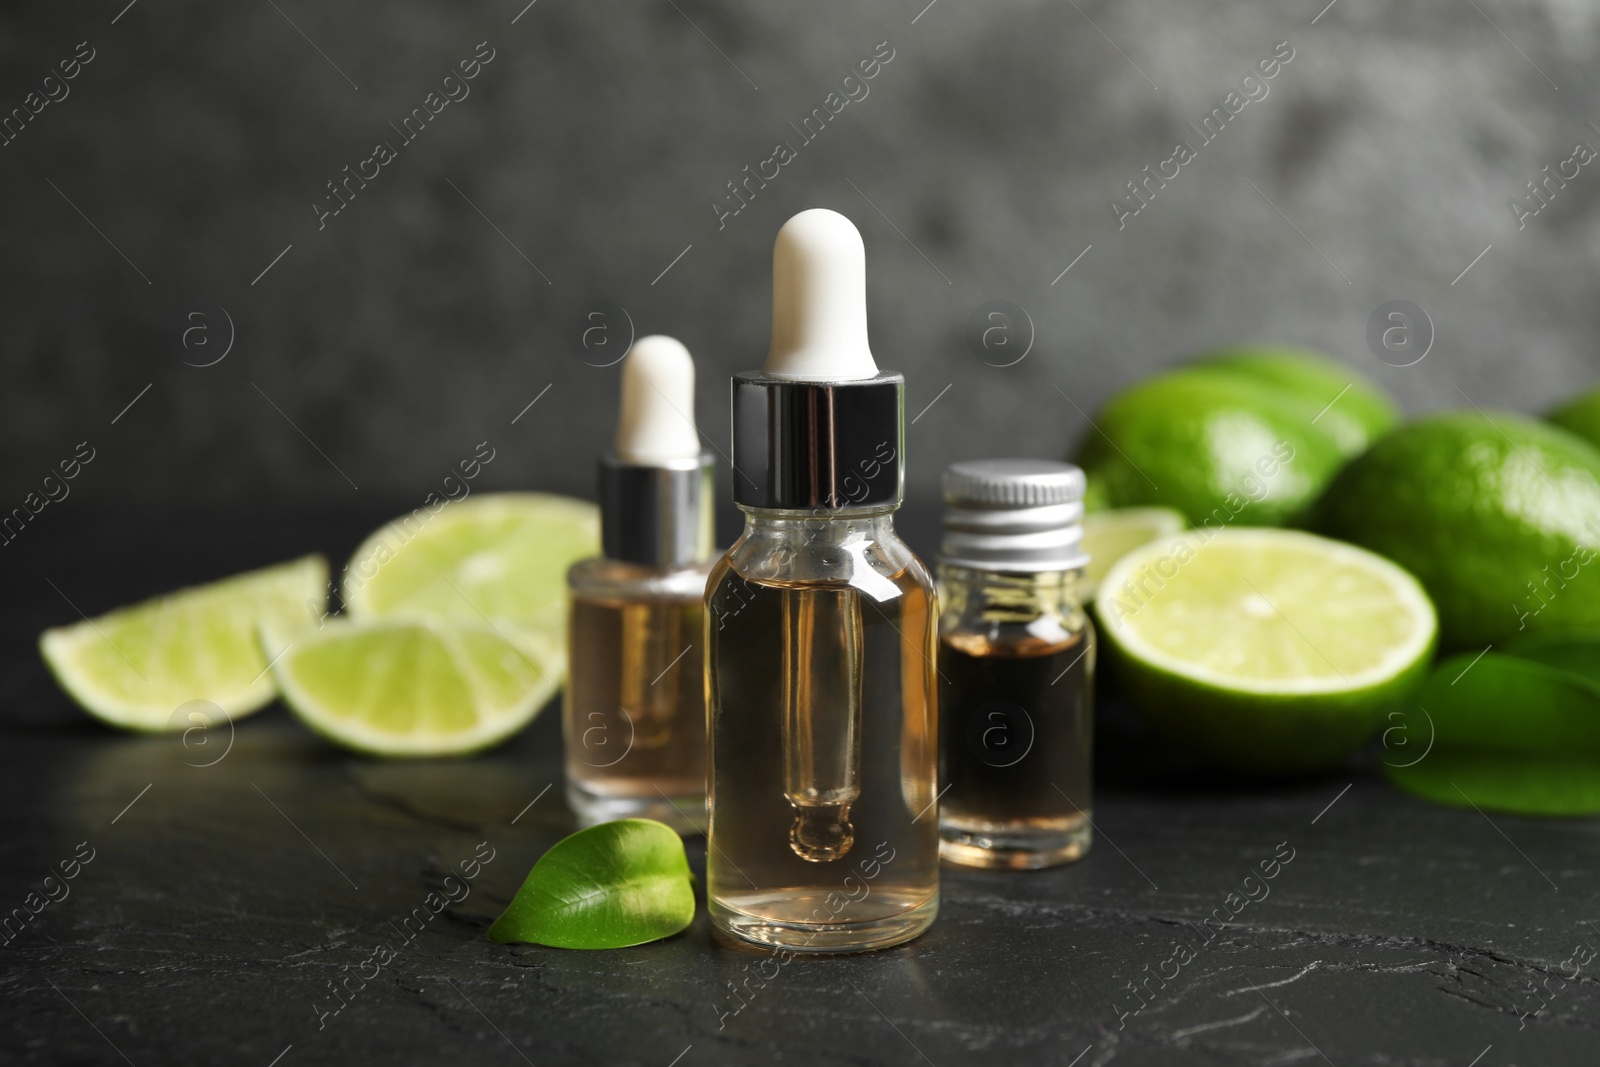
[
  {"x1": 342, "y1": 493, "x2": 598, "y2": 640},
  {"x1": 1095, "y1": 528, "x2": 1437, "y2": 774},
  {"x1": 38, "y1": 555, "x2": 327, "y2": 731},
  {"x1": 1081, "y1": 507, "x2": 1186, "y2": 598},
  {"x1": 269, "y1": 618, "x2": 560, "y2": 757}
]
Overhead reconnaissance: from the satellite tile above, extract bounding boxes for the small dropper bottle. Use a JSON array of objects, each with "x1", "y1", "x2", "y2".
[
  {"x1": 705, "y1": 208, "x2": 939, "y2": 952},
  {"x1": 565, "y1": 336, "x2": 716, "y2": 833},
  {"x1": 936, "y1": 459, "x2": 1095, "y2": 869}
]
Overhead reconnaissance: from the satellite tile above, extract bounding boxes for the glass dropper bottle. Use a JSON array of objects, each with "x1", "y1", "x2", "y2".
[
  {"x1": 704, "y1": 208, "x2": 940, "y2": 953},
  {"x1": 564, "y1": 336, "x2": 716, "y2": 832}
]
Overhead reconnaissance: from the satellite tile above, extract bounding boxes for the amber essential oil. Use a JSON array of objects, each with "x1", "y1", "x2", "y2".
[
  {"x1": 566, "y1": 564, "x2": 710, "y2": 831},
  {"x1": 706, "y1": 515, "x2": 940, "y2": 951}
]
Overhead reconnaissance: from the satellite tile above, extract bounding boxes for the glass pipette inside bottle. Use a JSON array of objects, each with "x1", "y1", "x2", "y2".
[{"x1": 781, "y1": 585, "x2": 863, "y2": 861}]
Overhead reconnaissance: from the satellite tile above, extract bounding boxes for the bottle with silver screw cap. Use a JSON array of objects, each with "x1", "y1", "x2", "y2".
[{"x1": 937, "y1": 458, "x2": 1095, "y2": 869}]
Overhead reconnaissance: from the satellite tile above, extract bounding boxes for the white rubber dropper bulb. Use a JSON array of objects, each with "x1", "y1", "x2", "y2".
[
  {"x1": 614, "y1": 335, "x2": 702, "y2": 463},
  {"x1": 764, "y1": 208, "x2": 879, "y2": 381}
]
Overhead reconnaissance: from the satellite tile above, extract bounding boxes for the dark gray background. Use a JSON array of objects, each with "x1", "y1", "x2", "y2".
[{"x1": 3, "y1": 0, "x2": 1598, "y2": 514}]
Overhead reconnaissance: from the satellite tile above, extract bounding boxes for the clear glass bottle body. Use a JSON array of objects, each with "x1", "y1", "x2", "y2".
[
  {"x1": 936, "y1": 563, "x2": 1095, "y2": 869},
  {"x1": 565, "y1": 557, "x2": 713, "y2": 833},
  {"x1": 705, "y1": 507, "x2": 940, "y2": 952}
]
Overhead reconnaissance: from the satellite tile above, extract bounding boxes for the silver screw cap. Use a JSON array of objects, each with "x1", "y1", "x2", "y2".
[{"x1": 939, "y1": 458, "x2": 1088, "y2": 573}]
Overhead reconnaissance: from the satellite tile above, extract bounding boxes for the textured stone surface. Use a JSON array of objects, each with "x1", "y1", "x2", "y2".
[
  {"x1": 3, "y1": 0, "x2": 1599, "y2": 514},
  {"x1": 3, "y1": 511, "x2": 1597, "y2": 1065}
]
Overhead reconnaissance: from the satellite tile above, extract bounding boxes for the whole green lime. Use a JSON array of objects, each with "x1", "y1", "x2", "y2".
[
  {"x1": 1312, "y1": 411, "x2": 1600, "y2": 650},
  {"x1": 1076, "y1": 347, "x2": 1397, "y2": 526},
  {"x1": 1548, "y1": 387, "x2": 1600, "y2": 451},
  {"x1": 1075, "y1": 370, "x2": 1346, "y2": 527},
  {"x1": 1194, "y1": 345, "x2": 1399, "y2": 456}
]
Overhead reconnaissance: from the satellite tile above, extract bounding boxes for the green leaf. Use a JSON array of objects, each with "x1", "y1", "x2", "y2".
[
  {"x1": 1505, "y1": 629, "x2": 1600, "y2": 688},
  {"x1": 1386, "y1": 749, "x2": 1600, "y2": 816},
  {"x1": 487, "y1": 819, "x2": 695, "y2": 949},
  {"x1": 1385, "y1": 650, "x2": 1600, "y2": 816}
]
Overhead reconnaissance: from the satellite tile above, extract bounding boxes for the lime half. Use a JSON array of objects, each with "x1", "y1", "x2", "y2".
[
  {"x1": 39, "y1": 555, "x2": 327, "y2": 731},
  {"x1": 1081, "y1": 507, "x2": 1186, "y2": 599},
  {"x1": 342, "y1": 493, "x2": 597, "y2": 639},
  {"x1": 269, "y1": 618, "x2": 560, "y2": 757},
  {"x1": 1096, "y1": 528, "x2": 1436, "y2": 774}
]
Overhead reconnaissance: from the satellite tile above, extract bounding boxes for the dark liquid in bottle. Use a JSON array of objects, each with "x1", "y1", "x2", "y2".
[{"x1": 938, "y1": 630, "x2": 1093, "y2": 864}]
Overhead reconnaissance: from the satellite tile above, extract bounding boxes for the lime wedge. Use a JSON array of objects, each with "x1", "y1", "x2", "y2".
[
  {"x1": 39, "y1": 555, "x2": 327, "y2": 731},
  {"x1": 342, "y1": 493, "x2": 598, "y2": 640},
  {"x1": 1081, "y1": 506, "x2": 1186, "y2": 598},
  {"x1": 1095, "y1": 528, "x2": 1437, "y2": 774},
  {"x1": 269, "y1": 618, "x2": 560, "y2": 757}
]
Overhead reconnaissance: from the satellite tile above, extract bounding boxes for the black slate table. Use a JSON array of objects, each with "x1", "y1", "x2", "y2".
[{"x1": 3, "y1": 511, "x2": 1595, "y2": 1066}]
